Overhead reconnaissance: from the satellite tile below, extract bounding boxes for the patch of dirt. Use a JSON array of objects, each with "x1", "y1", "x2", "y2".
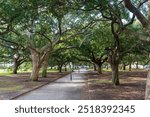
[
  {"x1": 84, "y1": 71, "x2": 147, "y2": 100},
  {"x1": 0, "y1": 72, "x2": 69, "y2": 100}
]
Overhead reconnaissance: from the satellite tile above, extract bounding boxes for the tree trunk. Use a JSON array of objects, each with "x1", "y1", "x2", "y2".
[
  {"x1": 129, "y1": 63, "x2": 132, "y2": 71},
  {"x1": 136, "y1": 62, "x2": 139, "y2": 69},
  {"x1": 145, "y1": 69, "x2": 150, "y2": 99},
  {"x1": 106, "y1": 65, "x2": 109, "y2": 70},
  {"x1": 13, "y1": 61, "x2": 19, "y2": 74},
  {"x1": 64, "y1": 65, "x2": 67, "y2": 71},
  {"x1": 97, "y1": 64, "x2": 102, "y2": 74},
  {"x1": 110, "y1": 51, "x2": 120, "y2": 85},
  {"x1": 41, "y1": 54, "x2": 49, "y2": 78},
  {"x1": 30, "y1": 61, "x2": 40, "y2": 81},
  {"x1": 110, "y1": 21, "x2": 120, "y2": 86},
  {"x1": 124, "y1": 0, "x2": 150, "y2": 29},
  {"x1": 58, "y1": 65, "x2": 62, "y2": 73},
  {"x1": 145, "y1": 0, "x2": 150, "y2": 100},
  {"x1": 30, "y1": 50, "x2": 41, "y2": 81},
  {"x1": 111, "y1": 63, "x2": 120, "y2": 85},
  {"x1": 123, "y1": 64, "x2": 126, "y2": 70},
  {"x1": 42, "y1": 65, "x2": 48, "y2": 78},
  {"x1": 93, "y1": 63, "x2": 97, "y2": 71}
]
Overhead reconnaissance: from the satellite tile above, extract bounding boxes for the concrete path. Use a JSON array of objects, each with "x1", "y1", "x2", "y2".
[{"x1": 14, "y1": 71, "x2": 88, "y2": 100}]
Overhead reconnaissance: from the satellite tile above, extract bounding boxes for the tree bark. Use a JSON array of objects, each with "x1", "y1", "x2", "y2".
[
  {"x1": 111, "y1": 62, "x2": 120, "y2": 85},
  {"x1": 41, "y1": 54, "x2": 50, "y2": 78},
  {"x1": 148, "y1": 0, "x2": 150, "y2": 20},
  {"x1": 64, "y1": 64, "x2": 67, "y2": 71},
  {"x1": 124, "y1": 0, "x2": 150, "y2": 29},
  {"x1": 30, "y1": 63, "x2": 40, "y2": 81},
  {"x1": 97, "y1": 64, "x2": 102, "y2": 74},
  {"x1": 12, "y1": 57, "x2": 26, "y2": 74},
  {"x1": 129, "y1": 63, "x2": 132, "y2": 71},
  {"x1": 30, "y1": 50, "x2": 41, "y2": 81},
  {"x1": 136, "y1": 62, "x2": 139, "y2": 69},
  {"x1": 93, "y1": 63, "x2": 97, "y2": 71},
  {"x1": 42, "y1": 64, "x2": 48, "y2": 78},
  {"x1": 106, "y1": 65, "x2": 109, "y2": 70},
  {"x1": 123, "y1": 64, "x2": 126, "y2": 70},
  {"x1": 58, "y1": 65, "x2": 62, "y2": 73},
  {"x1": 109, "y1": 20, "x2": 120, "y2": 85},
  {"x1": 145, "y1": 69, "x2": 150, "y2": 99},
  {"x1": 145, "y1": 0, "x2": 150, "y2": 100},
  {"x1": 13, "y1": 60, "x2": 19, "y2": 74}
]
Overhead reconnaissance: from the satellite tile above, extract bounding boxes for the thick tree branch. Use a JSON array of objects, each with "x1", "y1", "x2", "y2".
[{"x1": 124, "y1": 0, "x2": 149, "y2": 29}]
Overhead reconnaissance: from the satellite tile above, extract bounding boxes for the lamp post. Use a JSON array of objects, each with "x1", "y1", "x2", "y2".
[{"x1": 70, "y1": 62, "x2": 73, "y2": 81}]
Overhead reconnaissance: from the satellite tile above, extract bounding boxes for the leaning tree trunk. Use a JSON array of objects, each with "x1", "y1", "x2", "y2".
[
  {"x1": 145, "y1": 69, "x2": 150, "y2": 99},
  {"x1": 30, "y1": 50, "x2": 41, "y2": 81},
  {"x1": 42, "y1": 61, "x2": 48, "y2": 78},
  {"x1": 41, "y1": 53, "x2": 50, "y2": 78},
  {"x1": 144, "y1": 0, "x2": 150, "y2": 100}
]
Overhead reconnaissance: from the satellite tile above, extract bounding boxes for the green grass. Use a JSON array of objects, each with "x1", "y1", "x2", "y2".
[
  {"x1": 0, "y1": 69, "x2": 66, "y2": 76},
  {"x1": 0, "y1": 85, "x2": 23, "y2": 92},
  {"x1": 47, "y1": 69, "x2": 59, "y2": 72},
  {"x1": 0, "y1": 81, "x2": 23, "y2": 92},
  {"x1": 0, "y1": 72, "x2": 12, "y2": 76},
  {"x1": 0, "y1": 81, "x2": 16, "y2": 87},
  {"x1": 103, "y1": 68, "x2": 112, "y2": 72}
]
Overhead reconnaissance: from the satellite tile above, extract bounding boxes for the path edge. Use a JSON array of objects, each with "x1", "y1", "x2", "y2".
[{"x1": 10, "y1": 73, "x2": 70, "y2": 100}]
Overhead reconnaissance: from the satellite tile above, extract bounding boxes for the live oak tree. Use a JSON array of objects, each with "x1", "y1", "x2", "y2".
[
  {"x1": 0, "y1": 33, "x2": 29, "y2": 74},
  {"x1": 76, "y1": 23, "x2": 112, "y2": 74},
  {"x1": 0, "y1": 0, "x2": 96, "y2": 81},
  {"x1": 50, "y1": 49, "x2": 72, "y2": 73},
  {"x1": 1, "y1": 0, "x2": 150, "y2": 99},
  {"x1": 124, "y1": 0, "x2": 150, "y2": 99},
  {"x1": 75, "y1": 0, "x2": 138, "y2": 85},
  {"x1": 0, "y1": 0, "x2": 36, "y2": 74}
]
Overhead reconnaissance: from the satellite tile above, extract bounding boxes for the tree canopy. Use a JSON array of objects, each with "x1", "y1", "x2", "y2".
[{"x1": 1, "y1": 0, "x2": 150, "y2": 99}]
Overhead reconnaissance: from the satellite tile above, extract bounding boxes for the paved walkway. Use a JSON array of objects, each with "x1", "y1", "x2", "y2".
[{"x1": 14, "y1": 71, "x2": 88, "y2": 100}]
